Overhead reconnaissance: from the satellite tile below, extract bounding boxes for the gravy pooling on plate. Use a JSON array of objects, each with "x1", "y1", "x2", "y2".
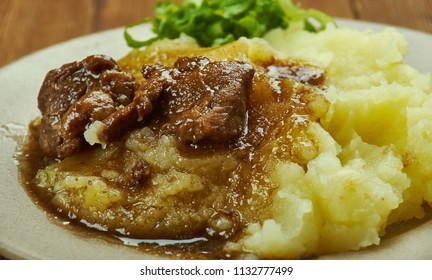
[{"x1": 18, "y1": 38, "x2": 329, "y2": 258}]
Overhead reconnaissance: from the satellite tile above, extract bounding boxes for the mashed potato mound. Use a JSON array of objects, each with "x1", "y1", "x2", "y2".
[{"x1": 233, "y1": 24, "x2": 432, "y2": 258}]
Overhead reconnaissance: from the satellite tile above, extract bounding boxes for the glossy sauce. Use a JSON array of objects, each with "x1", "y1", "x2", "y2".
[{"x1": 18, "y1": 39, "x2": 328, "y2": 259}]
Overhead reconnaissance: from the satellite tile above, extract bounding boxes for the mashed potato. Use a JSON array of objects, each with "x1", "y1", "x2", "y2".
[{"x1": 233, "y1": 24, "x2": 432, "y2": 258}]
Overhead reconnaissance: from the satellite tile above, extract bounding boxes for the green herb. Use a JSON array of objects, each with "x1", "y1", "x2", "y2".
[{"x1": 124, "y1": 0, "x2": 334, "y2": 48}]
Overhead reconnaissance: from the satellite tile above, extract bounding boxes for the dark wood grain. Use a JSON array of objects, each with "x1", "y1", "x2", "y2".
[
  {"x1": 350, "y1": 0, "x2": 432, "y2": 31},
  {"x1": 0, "y1": 0, "x2": 95, "y2": 66},
  {"x1": 296, "y1": 0, "x2": 354, "y2": 18},
  {"x1": 98, "y1": 0, "x2": 160, "y2": 29}
]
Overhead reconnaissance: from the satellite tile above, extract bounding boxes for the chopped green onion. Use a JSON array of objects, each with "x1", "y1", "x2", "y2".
[{"x1": 124, "y1": 0, "x2": 334, "y2": 48}]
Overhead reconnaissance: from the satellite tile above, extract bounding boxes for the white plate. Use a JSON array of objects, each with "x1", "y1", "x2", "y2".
[{"x1": 1, "y1": 20, "x2": 431, "y2": 260}]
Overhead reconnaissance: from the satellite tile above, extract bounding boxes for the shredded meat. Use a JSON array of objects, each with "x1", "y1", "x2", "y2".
[
  {"x1": 113, "y1": 159, "x2": 151, "y2": 189},
  {"x1": 84, "y1": 81, "x2": 161, "y2": 147},
  {"x1": 38, "y1": 55, "x2": 254, "y2": 158},
  {"x1": 38, "y1": 55, "x2": 138, "y2": 157}
]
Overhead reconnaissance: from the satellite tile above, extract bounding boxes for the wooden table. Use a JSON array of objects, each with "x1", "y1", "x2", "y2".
[{"x1": 0, "y1": 0, "x2": 431, "y2": 260}]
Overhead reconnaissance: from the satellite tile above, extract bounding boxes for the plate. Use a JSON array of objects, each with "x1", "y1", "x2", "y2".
[{"x1": 1, "y1": 20, "x2": 431, "y2": 260}]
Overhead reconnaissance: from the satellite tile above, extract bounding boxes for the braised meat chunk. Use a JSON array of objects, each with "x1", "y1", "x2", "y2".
[
  {"x1": 142, "y1": 56, "x2": 255, "y2": 144},
  {"x1": 38, "y1": 55, "x2": 255, "y2": 158},
  {"x1": 38, "y1": 55, "x2": 139, "y2": 157}
]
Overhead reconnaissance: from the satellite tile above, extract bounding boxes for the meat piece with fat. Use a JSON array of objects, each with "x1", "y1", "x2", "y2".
[
  {"x1": 142, "y1": 56, "x2": 255, "y2": 144},
  {"x1": 38, "y1": 55, "x2": 139, "y2": 157}
]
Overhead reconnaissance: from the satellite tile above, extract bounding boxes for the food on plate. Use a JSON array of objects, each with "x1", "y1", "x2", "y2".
[
  {"x1": 24, "y1": 37, "x2": 329, "y2": 258},
  {"x1": 18, "y1": 0, "x2": 432, "y2": 259}
]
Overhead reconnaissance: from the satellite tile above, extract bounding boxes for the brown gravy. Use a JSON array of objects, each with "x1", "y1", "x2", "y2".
[
  {"x1": 17, "y1": 121, "x2": 232, "y2": 258},
  {"x1": 17, "y1": 39, "x2": 329, "y2": 259}
]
